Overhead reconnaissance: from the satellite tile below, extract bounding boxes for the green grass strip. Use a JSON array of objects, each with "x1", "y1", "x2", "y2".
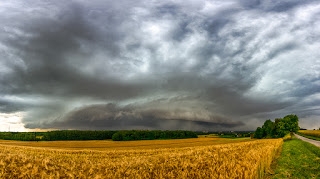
[{"x1": 270, "y1": 137, "x2": 320, "y2": 179}]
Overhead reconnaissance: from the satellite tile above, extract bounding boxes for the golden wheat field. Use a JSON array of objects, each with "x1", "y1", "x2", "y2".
[
  {"x1": 0, "y1": 138, "x2": 282, "y2": 178},
  {"x1": 299, "y1": 130, "x2": 320, "y2": 138},
  {"x1": 0, "y1": 137, "x2": 249, "y2": 150}
]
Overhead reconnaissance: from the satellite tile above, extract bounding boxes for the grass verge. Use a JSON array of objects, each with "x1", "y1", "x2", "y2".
[
  {"x1": 297, "y1": 132, "x2": 320, "y2": 141},
  {"x1": 269, "y1": 137, "x2": 320, "y2": 179}
]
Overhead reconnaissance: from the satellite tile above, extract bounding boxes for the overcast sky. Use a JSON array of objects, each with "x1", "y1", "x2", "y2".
[{"x1": 1, "y1": 0, "x2": 320, "y2": 131}]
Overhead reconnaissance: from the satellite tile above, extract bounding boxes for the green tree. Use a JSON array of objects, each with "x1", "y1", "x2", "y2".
[
  {"x1": 254, "y1": 114, "x2": 300, "y2": 139},
  {"x1": 274, "y1": 118, "x2": 288, "y2": 137},
  {"x1": 254, "y1": 127, "x2": 263, "y2": 139},
  {"x1": 261, "y1": 119, "x2": 275, "y2": 138},
  {"x1": 283, "y1": 114, "x2": 299, "y2": 133}
]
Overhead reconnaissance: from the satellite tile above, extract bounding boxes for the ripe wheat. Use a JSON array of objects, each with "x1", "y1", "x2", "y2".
[
  {"x1": 0, "y1": 138, "x2": 282, "y2": 178},
  {"x1": 0, "y1": 138, "x2": 246, "y2": 150},
  {"x1": 299, "y1": 130, "x2": 320, "y2": 138}
]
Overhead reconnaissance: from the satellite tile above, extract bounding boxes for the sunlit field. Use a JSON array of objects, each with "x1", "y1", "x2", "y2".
[
  {"x1": 298, "y1": 130, "x2": 320, "y2": 138},
  {"x1": 0, "y1": 137, "x2": 248, "y2": 150},
  {"x1": 0, "y1": 138, "x2": 282, "y2": 178}
]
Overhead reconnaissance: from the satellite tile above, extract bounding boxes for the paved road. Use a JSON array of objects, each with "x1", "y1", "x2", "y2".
[{"x1": 294, "y1": 133, "x2": 320, "y2": 147}]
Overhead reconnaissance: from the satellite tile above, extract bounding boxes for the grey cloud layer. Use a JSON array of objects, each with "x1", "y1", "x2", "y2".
[
  {"x1": 1, "y1": 0, "x2": 320, "y2": 130},
  {"x1": 28, "y1": 102, "x2": 244, "y2": 131}
]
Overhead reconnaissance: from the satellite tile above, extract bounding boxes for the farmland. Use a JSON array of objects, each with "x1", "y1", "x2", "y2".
[
  {"x1": 298, "y1": 130, "x2": 320, "y2": 141},
  {"x1": 0, "y1": 137, "x2": 246, "y2": 150},
  {"x1": 0, "y1": 137, "x2": 282, "y2": 178}
]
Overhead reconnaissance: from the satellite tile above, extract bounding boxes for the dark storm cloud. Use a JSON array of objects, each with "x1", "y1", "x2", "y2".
[
  {"x1": 239, "y1": 0, "x2": 315, "y2": 12},
  {"x1": 290, "y1": 78, "x2": 320, "y2": 98},
  {"x1": 1, "y1": 1, "x2": 151, "y2": 99},
  {"x1": 1, "y1": 0, "x2": 320, "y2": 130},
  {"x1": 26, "y1": 103, "x2": 244, "y2": 130},
  {"x1": 0, "y1": 98, "x2": 26, "y2": 113}
]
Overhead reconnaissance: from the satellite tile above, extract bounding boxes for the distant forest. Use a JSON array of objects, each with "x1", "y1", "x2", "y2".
[{"x1": 0, "y1": 130, "x2": 198, "y2": 141}]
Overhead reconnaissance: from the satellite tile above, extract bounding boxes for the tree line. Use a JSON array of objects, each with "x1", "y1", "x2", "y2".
[
  {"x1": 254, "y1": 114, "x2": 299, "y2": 139},
  {"x1": 43, "y1": 130, "x2": 117, "y2": 141},
  {"x1": 112, "y1": 130, "x2": 198, "y2": 141},
  {"x1": 0, "y1": 130, "x2": 198, "y2": 141},
  {"x1": 0, "y1": 132, "x2": 44, "y2": 141},
  {"x1": 0, "y1": 131, "x2": 117, "y2": 141},
  {"x1": 196, "y1": 131, "x2": 253, "y2": 137}
]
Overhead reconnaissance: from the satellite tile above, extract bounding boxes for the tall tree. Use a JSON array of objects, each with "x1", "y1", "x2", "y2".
[
  {"x1": 283, "y1": 114, "x2": 299, "y2": 133},
  {"x1": 254, "y1": 127, "x2": 263, "y2": 139},
  {"x1": 261, "y1": 119, "x2": 275, "y2": 138}
]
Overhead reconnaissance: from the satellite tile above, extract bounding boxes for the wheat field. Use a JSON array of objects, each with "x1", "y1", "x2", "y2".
[
  {"x1": 299, "y1": 130, "x2": 320, "y2": 138},
  {"x1": 0, "y1": 138, "x2": 250, "y2": 150},
  {"x1": 0, "y1": 138, "x2": 282, "y2": 178}
]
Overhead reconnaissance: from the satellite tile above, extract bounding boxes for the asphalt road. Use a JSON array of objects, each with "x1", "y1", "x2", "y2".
[{"x1": 294, "y1": 133, "x2": 320, "y2": 147}]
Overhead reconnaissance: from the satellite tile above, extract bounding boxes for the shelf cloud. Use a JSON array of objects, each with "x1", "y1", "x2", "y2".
[{"x1": 1, "y1": 0, "x2": 320, "y2": 130}]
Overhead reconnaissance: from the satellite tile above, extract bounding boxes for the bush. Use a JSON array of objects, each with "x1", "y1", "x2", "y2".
[{"x1": 111, "y1": 132, "x2": 122, "y2": 141}]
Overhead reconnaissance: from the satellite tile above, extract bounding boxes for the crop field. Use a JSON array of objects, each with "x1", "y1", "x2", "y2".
[
  {"x1": 298, "y1": 130, "x2": 320, "y2": 138},
  {"x1": 0, "y1": 138, "x2": 249, "y2": 150},
  {"x1": 0, "y1": 138, "x2": 282, "y2": 178}
]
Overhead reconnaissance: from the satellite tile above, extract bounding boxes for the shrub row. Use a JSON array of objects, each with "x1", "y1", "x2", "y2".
[
  {"x1": 0, "y1": 130, "x2": 198, "y2": 141},
  {"x1": 0, "y1": 131, "x2": 117, "y2": 141},
  {"x1": 43, "y1": 131, "x2": 117, "y2": 141},
  {"x1": 0, "y1": 132, "x2": 43, "y2": 141},
  {"x1": 112, "y1": 130, "x2": 198, "y2": 141}
]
